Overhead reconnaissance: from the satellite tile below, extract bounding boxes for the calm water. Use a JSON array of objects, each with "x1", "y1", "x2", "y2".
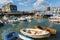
[{"x1": 0, "y1": 18, "x2": 60, "y2": 40}]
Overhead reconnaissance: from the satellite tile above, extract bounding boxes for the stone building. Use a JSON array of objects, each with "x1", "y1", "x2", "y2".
[{"x1": 2, "y1": 3, "x2": 17, "y2": 13}]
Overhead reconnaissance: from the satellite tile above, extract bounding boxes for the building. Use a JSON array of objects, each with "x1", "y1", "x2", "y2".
[
  {"x1": 51, "y1": 7, "x2": 60, "y2": 12},
  {"x1": 0, "y1": 8, "x2": 2, "y2": 13},
  {"x1": 46, "y1": 7, "x2": 51, "y2": 11},
  {"x1": 2, "y1": 3, "x2": 17, "y2": 13}
]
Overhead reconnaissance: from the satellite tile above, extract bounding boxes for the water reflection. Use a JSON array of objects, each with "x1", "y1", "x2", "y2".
[{"x1": 34, "y1": 18, "x2": 44, "y2": 23}]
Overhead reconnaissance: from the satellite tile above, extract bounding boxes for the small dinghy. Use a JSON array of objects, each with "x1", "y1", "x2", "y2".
[
  {"x1": 34, "y1": 26, "x2": 57, "y2": 35},
  {"x1": 4, "y1": 32, "x2": 33, "y2": 40},
  {"x1": 20, "y1": 28, "x2": 50, "y2": 38}
]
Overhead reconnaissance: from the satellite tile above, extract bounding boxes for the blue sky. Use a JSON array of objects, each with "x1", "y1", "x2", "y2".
[{"x1": 0, "y1": 0, "x2": 60, "y2": 11}]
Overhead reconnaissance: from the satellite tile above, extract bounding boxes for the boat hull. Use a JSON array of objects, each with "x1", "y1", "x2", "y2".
[
  {"x1": 20, "y1": 28, "x2": 50, "y2": 38},
  {"x1": 4, "y1": 32, "x2": 33, "y2": 40}
]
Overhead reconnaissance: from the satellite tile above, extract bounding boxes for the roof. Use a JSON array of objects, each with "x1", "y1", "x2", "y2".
[{"x1": 2, "y1": 2, "x2": 15, "y2": 7}]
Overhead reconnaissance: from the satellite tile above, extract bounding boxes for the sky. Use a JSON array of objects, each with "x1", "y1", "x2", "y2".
[{"x1": 0, "y1": 0, "x2": 60, "y2": 11}]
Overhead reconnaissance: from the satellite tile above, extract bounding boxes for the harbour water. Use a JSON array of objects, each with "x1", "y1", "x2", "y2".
[{"x1": 0, "y1": 18, "x2": 60, "y2": 40}]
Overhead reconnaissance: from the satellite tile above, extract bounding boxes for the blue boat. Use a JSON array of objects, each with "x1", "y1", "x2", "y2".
[{"x1": 4, "y1": 32, "x2": 33, "y2": 40}]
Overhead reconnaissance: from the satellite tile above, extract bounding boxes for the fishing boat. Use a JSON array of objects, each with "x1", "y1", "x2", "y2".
[
  {"x1": 34, "y1": 26, "x2": 57, "y2": 35},
  {"x1": 48, "y1": 14, "x2": 60, "y2": 23},
  {"x1": 4, "y1": 32, "x2": 33, "y2": 40},
  {"x1": 20, "y1": 28, "x2": 50, "y2": 38}
]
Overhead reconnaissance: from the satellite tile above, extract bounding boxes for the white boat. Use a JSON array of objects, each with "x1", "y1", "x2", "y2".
[
  {"x1": 8, "y1": 20, "x2": 18, "y2": 23},
  {"x1": 18, "y1": 16, "x2": 33, "y2": 22},
  {"x1": 20, "y1": 28, "x2": 50, "y2": 38},
  {"x1": 26, "y1": 16, "x2": 33, "y2": 22},
  {"x1": 20, "y1": 17, "x2": 26, "y2": 21},
  {"x1": 8, "y1": 18, "x2": 18, "y2": 23},
  {"x1": 26, "y1": 16, "x2": 33, "y2": 20},
  {"x1": 26, "y1": 16, "x2": 32, "y2": 22},
  {"x1": 3, "y1": 16, "x2": 18, "y2": 23},
  {"x1": 49, "y1": 14, "x2": 60, "y2": 23},
  {"x1": 18, "y1": 16, "x2": 27, "y2": 21}
]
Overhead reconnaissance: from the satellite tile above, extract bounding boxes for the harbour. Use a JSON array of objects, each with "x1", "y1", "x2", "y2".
[
  {"x1": 0, "y1": 0, "x2": 60, "y2": 40},
  {"x1": 0, "y1": 18, "x2": 60, "y2": 40}
]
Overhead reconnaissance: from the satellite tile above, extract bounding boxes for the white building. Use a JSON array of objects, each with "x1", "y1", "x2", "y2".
[{"x1": 51, "y1": 7, "x2": 60, "y2": 12}]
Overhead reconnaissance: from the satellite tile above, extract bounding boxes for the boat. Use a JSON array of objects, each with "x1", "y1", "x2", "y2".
[
  {"x1": 18, "y1": 16, "x2": 27, "y2": 21},
  {"x1": 34, "y1": 15, "x2": 43, "y2": 19},
  {"x1": 18, "y1": 16, "x2": 33, "y2": 22},
  {"x1": 34, "y1": 26, "x2": 57, "y2": 35},
  {"x1": 34, "y1": 13, "x2": 43, "y2": 19},
  {"x1": 26, "y1": 16, "x2": 33, "y2": 22},
  {"x1": 3, "y1": 16, "x2": 8, "y2": 21},
  {"x1": 2, "y1": 16, "x2": 8, "y2": 23},
  {"x1": 4, "y1": 32, "x2": 33, "y2": 40},
  {"x1": 0, "y1": 20, "x2": 4, "y2": 26},
  {"x1": 3, "y1": 16, "x2": 18, "y2": 23},
  {"x1": 8, "y1": 18, "x2": 18, "y2": 23},
  {"x1": 26, "y1": 16, "x2": 33, "y2": 20},
  {"x1": 48, "y1": 14, "x2": 60, "y2": 23},
  {"x1": 20, "y1": 28, "x2": 50, "y2": 38}
]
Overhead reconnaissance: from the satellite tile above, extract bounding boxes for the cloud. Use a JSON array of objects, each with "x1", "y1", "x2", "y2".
[
  {"x1": 33, "y1": 0, "x2": 51, "y2": 10},
  {"x1": 0, "y1": 0, "x2": 13, "y2": 4},
  {"x1": 18, "y1": 0, "x2": 45, "y2": 10},
  {"x1": 33, "y1": 0, "x2": 44, "y2": 7},
  {"x1": 41, "y1": 1, "x2": 51, "y2": 7},
  {"x1": 19, "y1": 2, "x2": 27, "y2": 6},
  {"x1": 18, "y1": 0, "x2": 32, "y2": 6}
]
